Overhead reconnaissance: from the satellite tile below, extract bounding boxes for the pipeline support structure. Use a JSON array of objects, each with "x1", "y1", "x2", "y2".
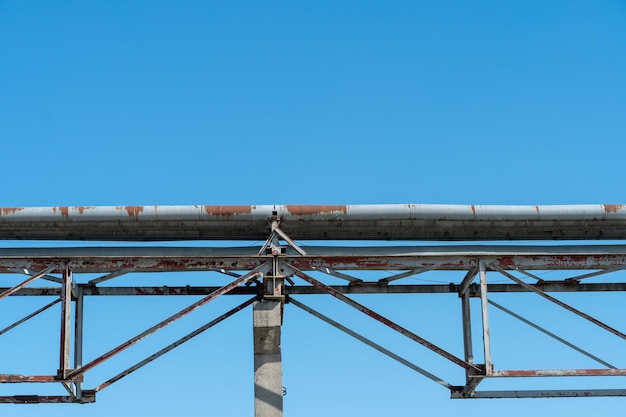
[{"x1": 1, "y1": 204, "x2": 626, "y2": 412}]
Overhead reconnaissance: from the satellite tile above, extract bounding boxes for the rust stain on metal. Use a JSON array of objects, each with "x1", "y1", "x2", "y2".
[
  {"x1": 604, "y1": 204, "x2": 626, "y2": 214},
  {"x1": 471, "y1": 205, "x2": 476, "y2": 216},
  {"x1": 286, "y1": 205, "x2": 347, "y2": 216},
  {"x1": 76, "y1": 206, "x2": 94, "y2": 215},
  {"x1": 52, "y1": 207, "x2": 69, "y2": 217},
  {"x1": 203, "y1": 206, "x2": 253, "y2": 216},
  {"x1": 124, "y1": 206, "x2": 144, "y2": 216},
  {"x1": 0, "y1": 208, "x2": 23, "y2": 216}
]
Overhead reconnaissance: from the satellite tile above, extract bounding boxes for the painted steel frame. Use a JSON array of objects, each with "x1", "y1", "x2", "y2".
[
  {"x1": 2, "y1": 204, "x2": 626, "y2": 404},
  {"x1": 2, "y1": 242, "x2": 626, "y2": 403}
]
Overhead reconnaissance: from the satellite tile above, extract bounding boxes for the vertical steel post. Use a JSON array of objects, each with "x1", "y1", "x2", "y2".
[
  {"x1": 461, "y1": 292, "x2": 474, "y2": 366},
  {"x1": 478, "y1": 260, "x2": 493, "y2": 375},
  {"x1": 461, "y1": 291, "x2": 474, "y2": 380},
  {"x1": 59, "y1": 268, "x2": 72, "y2": 379},
  {"x1": 73, "y1": 285, "x2": 84, "y2": 398}
]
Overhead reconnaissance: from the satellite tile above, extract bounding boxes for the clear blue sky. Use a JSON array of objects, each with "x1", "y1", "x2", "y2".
[{"x1": 1, "y1": 1, "x2": 626, "y2": 416}]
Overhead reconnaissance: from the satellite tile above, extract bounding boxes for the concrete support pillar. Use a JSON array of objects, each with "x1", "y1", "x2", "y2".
[{"x1": 253, "y1": 299, "x2": 283, "y2": 417}]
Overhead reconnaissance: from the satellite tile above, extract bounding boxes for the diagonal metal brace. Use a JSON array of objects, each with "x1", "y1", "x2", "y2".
[
  {"x1": 290, "y1": 297, "x2": 454, "y2": 389},
  {"x1": 95, "y1": 296, "x2": 257, "y2": 392},
  {"x1": 66, "y1": 264, "x2": 269, "y2": 380},
  {"x1": 0, "y1": 267, "x2": 54, "y2": 301},
  {"x1": 285, "y1": 264, "x2": 482, "y2": 374},
  {"x1": 491, "y1": 264, "x2": 626, "y2": 341}
]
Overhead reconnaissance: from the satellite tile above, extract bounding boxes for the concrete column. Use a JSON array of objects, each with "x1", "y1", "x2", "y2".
[{"x1": 253, "y1": 300, "x2": 283, "y2": 417}]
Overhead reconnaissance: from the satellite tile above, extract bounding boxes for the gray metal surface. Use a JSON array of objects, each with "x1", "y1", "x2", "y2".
[
  {"x1": 3, "y1": 204, "x2": 626, "y2": 404},
  {"x1": 1, "y1": 204, "x2": 626, "y2": 241}
]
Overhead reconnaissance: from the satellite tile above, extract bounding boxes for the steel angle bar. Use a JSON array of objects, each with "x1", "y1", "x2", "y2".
[
  {"x1": 451, "y1": 389, "x2": 626, "y2": 399},
  {"x1": 61, "y1": 381, "x2": 76, "y2": 399},
  {"x1": 488, "y1": 299, "x2": 615, "y2": 369},
  {"x1": 490, "y1": 369, "x2": 626, "y2": 377},
  {"x1": 8, "y1": 281, "x2": 626, "y2": 297},
  {"x1": 0, "y1": 394, "x2": 95, "y2": 404},
  {"x1": 95, "y1": 296, "x2": 257, "y2": 392},
  {"x1": 74, "y1": 286, "x2": 84, "y2": 399},
  {"x1": 460, "y1": 289, "x2": 483, "y2": 395},
  {"x1": 289, "y1": 297, "x2": 453, "y2": 389},
  {"x1": 565, "y1": 268, "x2": 624, "y2": 283},
  {"x1": 478, "y1": 260, "x2": 493, "y2": 375},
  {"x1": 7, "y1": 269, "x2": 63, "y2": 284},
  {"x1": 312, "y1": 267, "x2": 362, "y2": 283},
  {"x1": 67, "y1": 264, "x2": 269, "y2": 380},
  {"x1": 512, "y1": 267, "x2": 544, "y2": 283},
  {"x1": 459, "y1": 266, "x2": 479, "y2": 295},
  {"x1": 88, "y1": 269, "x2": 132, "y2": 285},
  {"x1": 59, "y1": 268, "x2": 72, "y2": 379},
  {"x1": 0, "y1": 374, "x2": 59, "y2": 383},
  {"x1": 257, "y1": 230, "x2": 277, "y2": 256},
  {"x1": 0, "y1": 299, "x2": 60, "y2": 335},
  {"x1": 273, "y1": 226, "x2": 307, "y2": 256},
  {"x1": 491, "y1": 264, "x2": 626, "y2": 341},
  {"x1": 286, "y1": 264, "x2": 482, "y2": 373},
  {"x1": 210, "y1": 268, "x2": 242, "y2": 278},
  {"x1": 0, "y1": 267, "x2": 54, "y2": 301},
  {"x1": 378, "y1": 266, "x2": 435, "y2": 284}
]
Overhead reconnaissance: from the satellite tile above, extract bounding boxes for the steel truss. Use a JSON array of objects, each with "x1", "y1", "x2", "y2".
[{"x1": 2, "y1": 237, "x2": 626, "y2": 404}]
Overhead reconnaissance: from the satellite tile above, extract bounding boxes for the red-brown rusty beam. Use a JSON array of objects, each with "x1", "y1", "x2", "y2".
[
  {"x1": 0, "y1": 267, "x2": 54, "y2": 300},
  {"x1": 451, "y1": 389, "x2": 626, "y2": 399},
  {"x1": 66, "y1": 264, "x2": 269, "y2": 380},
  {"x1": 0, "y1": 394, "x2": 95, "y2": 404},
  {"x1": 0, "y1": 245, "x2": 625, "y2": 274},
  {"x1": 489, "y1": 369, "x2": 626, "y2": 377},
  {"x1": 0, "y1": 375, "x2": 58, "y2": 383},
  {"x1": 95, "y1": 297, "x2": 257, "y2": 392},
  {"x1": 286, "y1": 265, "x2": 483, "y2": 374}
]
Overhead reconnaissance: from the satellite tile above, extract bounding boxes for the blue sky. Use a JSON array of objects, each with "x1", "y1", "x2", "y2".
[{"x1": 1, "y1": 1, "x2": 626, "y2": 416}]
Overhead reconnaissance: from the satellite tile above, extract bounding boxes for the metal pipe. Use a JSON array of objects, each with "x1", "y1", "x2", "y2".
[{"x1": 1, "y1": 204, "x2": 625, "y2": 241}]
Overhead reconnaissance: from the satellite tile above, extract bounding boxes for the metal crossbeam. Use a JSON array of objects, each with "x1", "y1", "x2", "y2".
[{"x1": 2, "y1": 204, "x2": 626, "y2": 405}]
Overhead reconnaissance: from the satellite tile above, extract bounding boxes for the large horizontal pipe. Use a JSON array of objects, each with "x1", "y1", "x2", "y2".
[{"x1": 0, "y1": 204, "x2": 625, "y2": 241}]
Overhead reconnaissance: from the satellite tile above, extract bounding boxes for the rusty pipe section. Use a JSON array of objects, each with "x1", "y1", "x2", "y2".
[{"x1": 0, "y1": 204, "x2": 626, "y2": 241}]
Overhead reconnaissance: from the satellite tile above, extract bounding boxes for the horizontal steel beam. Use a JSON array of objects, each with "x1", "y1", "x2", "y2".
[
  {"x1": 4, "y1": 282, "x2": 626, "y2": 297},
  {"x1": 1, "y1": 204, "x2": 625, "y2": 241},
  {"x1": 0, "y1": 245, "x2": 626, "y2": 273},
  {"x1": 451, "y1": 389, "x2": 626, "y2": 399}
]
